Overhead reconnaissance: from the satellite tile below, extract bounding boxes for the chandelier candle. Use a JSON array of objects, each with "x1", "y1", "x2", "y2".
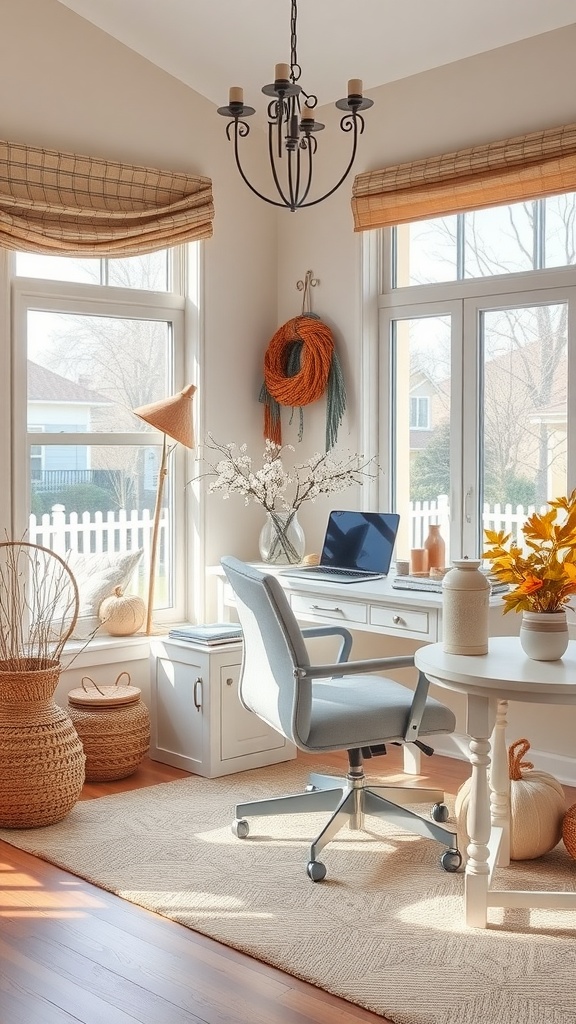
[{"x1": 274, "y1": 64, "x2": 290, "y2": 84}]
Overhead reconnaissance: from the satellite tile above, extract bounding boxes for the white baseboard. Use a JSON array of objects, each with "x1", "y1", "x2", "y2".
[{"x1": 431, "y1": 733, "x2": 576, "y2": 789}]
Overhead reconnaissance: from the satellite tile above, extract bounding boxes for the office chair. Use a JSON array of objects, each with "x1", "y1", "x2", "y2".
[{"x1": 221, "y1": 556, "x2": 462, "y2": 881}]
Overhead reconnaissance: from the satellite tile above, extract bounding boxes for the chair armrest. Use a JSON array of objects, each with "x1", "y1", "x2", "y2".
[
  {"x1": 295, "y1": 658, "x2": 432, "y2": 744},
  {"x1": 403, "y1": 670, "x2": 431, "y2": 743},
  {"x1": 301, "y1": 626, "x2": 353, "y2": 664},
  {"x1": 296, "y1": 654, "x2": 415, "y2": 680}
]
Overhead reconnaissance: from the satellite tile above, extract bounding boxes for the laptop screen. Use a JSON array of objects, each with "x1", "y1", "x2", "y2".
[{"x1": 320, "y1": 511, "x2": 400, "y2": 574}]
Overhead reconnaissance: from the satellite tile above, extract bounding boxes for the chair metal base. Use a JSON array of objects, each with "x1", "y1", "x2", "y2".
[{"x1": 233, "y1": 767, "x2": 461, "y2": 880}]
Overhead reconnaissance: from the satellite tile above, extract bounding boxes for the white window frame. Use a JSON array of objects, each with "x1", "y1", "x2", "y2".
[
  {"x1": 6, "y1": 246, "x2": 199, "y2": 630},
  {"x1": 365, "y1": 228, "x2": 576, "y2": 561}
]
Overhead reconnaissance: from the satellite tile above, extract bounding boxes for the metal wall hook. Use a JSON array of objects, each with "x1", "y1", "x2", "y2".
[{"x1": 296, "y1": 269, "x2": 319, "y2": 314}]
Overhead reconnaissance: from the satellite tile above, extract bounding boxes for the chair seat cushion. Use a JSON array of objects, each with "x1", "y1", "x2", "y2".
[{"x1": 305, "y1": 675, "x2": 456, "y2": 751}]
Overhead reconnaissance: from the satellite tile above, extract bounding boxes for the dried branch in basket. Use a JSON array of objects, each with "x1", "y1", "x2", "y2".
[{"x1": 0, "y1": 541, "x2": 79, "y2": 669}]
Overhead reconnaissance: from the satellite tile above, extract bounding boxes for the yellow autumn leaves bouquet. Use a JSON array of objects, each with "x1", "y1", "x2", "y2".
[{"x1": 483, "y1": 491, "x2": 576, "y2": 614}]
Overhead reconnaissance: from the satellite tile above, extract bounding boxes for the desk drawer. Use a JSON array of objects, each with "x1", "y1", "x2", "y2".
[
  {"x1": 290, "y1": 593, "x2": 368, "y2": 626},
  {"x1": 370, "y1": 604, "x2": 434, "y2": 640}
]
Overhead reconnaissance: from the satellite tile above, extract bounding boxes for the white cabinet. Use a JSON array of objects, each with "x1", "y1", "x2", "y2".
[{"x1": 149, "y1": 638, "x2": 296, "y2": 777}]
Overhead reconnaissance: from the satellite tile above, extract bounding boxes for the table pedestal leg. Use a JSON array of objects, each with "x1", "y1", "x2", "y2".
[
  {"x1": 490, "y1": 699, "x2": 510, "y2": 866},
  {"x1": 465, "y1": 693, "x2": 495, "y2": 928}
]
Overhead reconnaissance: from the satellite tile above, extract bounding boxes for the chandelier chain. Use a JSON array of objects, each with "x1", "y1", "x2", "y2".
[{"x1": 290, "y1": 0, "x2": 298, "y2": 80}]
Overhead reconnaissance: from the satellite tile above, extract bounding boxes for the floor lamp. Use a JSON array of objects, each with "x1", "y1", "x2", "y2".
[{"x1": 133, "y1": 384, "x2": 196, "y2": 635}]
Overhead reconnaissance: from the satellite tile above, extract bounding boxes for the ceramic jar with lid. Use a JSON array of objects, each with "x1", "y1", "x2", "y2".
[{"x1": 441, "y1": 559, "x2": 490, "y2": 655}]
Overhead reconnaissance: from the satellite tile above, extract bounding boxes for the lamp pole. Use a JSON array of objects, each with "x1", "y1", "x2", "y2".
[{"x1": 145, "y1": 434, "x2": 170, "y2": 636}]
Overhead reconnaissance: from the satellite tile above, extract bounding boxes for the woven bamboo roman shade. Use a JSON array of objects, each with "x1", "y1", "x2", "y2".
[
  {"x1": 0, "y1": 139, "x2": 214, "y2": 256},
  {"x1": 352, "y1": 122, "x2": 576, "y2": 231}
]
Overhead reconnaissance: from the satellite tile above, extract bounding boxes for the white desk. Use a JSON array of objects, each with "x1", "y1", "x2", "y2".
[
  {"x1": 211, "y1": 564, "x2": 514, "y2": 646},
  {"x1": 415, "y1": 637, "x2": 576, "y2": 928}
]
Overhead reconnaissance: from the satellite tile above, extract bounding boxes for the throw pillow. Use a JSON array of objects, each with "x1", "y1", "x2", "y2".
[{"x1": 67, "y1": 549, "x2": 144, "y2": 621}]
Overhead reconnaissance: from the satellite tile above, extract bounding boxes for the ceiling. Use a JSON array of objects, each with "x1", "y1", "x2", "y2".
[{"x1": 56, "y1": 0, "x2": 576, "y2": 108}]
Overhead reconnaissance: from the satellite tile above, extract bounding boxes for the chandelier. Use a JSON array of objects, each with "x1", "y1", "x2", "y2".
[{"x1": 217, "y1": 0, "x2": 373, "y2": 212}]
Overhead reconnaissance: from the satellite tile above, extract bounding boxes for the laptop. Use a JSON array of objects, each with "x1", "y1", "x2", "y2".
[{"x1": 279, "y1": 510, "x2": 400, "y2": 584}]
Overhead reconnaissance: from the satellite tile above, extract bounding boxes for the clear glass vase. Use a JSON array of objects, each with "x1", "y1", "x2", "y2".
[{"x1": 259, "y1": 510, "x2": 305, "y2": 566}]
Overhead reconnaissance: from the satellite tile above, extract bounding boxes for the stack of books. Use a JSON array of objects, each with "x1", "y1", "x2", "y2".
[{"x1": 168, "y1": 623, "x2": 243, "y2": 645}]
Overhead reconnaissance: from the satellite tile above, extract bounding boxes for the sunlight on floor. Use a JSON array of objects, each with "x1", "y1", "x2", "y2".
[{"x1": 0, "y1": 859, "x2": 106, "y2": 916}]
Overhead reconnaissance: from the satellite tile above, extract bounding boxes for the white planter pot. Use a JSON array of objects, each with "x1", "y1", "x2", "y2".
[{"x1": 519, "y1": 610, "x2": 569, "y2": 661}]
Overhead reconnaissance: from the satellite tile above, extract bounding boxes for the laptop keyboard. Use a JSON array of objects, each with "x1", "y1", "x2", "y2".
[{"x1": 308, "y1": 566, "x2": 378, "y2": 578}]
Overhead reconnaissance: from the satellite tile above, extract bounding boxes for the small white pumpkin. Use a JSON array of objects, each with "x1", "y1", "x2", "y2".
[
  {"x1": 455, "y1": 737, "x2": 566, "y2": 861},
  {"x1": 98, "y1": 585, "x2": 145, "y2": 636}
]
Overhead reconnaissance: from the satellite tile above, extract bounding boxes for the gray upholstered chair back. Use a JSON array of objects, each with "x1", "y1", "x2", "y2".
[{"x1": 221, "y1": 556, "x2": 312, "y2": 746}]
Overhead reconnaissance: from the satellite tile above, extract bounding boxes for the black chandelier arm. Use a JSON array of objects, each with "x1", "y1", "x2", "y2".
[
  {"x1": 228, "y1": 113, "x2": 361, "y2": 211},
  {"x1": 266, "y1": 121, "x2": 294, "y2": 209},
  {"x1": 225, "y1": 118, "x2": 251, "y2": 142},
  {"x1": 294, "y1": 143, "x2": 314, "y2": 208},
  {"x1": 287, "y1": 145, "x2": 300, "y2": 211},
  {"x1": 295, "y1": 115, "x2": 361, "y2": 209},
  {"x1": 340, "y1": 110, "x2": 366, "y2": 135},
  {"x1": 229, "y1": 123, "x2": 292, "y2": 208}
]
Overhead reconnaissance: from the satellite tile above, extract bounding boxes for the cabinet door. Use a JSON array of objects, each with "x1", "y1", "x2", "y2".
[
  {"x1": 152, "y1": 653, "x2": 206, "y2": 771},
  {"x1": 220, "y1": 665, "x2": 286, "y2": 762}
]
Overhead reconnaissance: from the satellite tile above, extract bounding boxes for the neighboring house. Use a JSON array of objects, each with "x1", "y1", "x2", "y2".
[
  {"x1": 409, "y1": 369, "x2": 448, "y2": 456},
  {"x1": 27, "y1": 361, "x2": 111, "y2": 490}
]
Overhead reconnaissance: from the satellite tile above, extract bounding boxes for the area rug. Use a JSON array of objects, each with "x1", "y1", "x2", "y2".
[{"x1": 1, "y1": 761, "x2": 576, "y2": 1024}]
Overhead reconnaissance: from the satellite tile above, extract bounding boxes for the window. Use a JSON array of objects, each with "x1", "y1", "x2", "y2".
[
  {"x1": 394, "y1": 194, "x2": 576, "y2": 287},
  {"x1": 370, "y1": 193, "x2": 576, "y2": 561},
  {"x1": 409, "y1": 395, "x2": 431, "y2": 430},
  {"x1": 7, "y1": 246, "x2": 198, "y2": 630}
]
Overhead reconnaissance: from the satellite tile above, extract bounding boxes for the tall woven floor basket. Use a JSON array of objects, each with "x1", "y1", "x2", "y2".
[
  {"x1": 0, "y1": 659, "x2": 86, "y2": 827},
  {"x1": 0, "y1": 542, "x2": 86, "y2": 828}
]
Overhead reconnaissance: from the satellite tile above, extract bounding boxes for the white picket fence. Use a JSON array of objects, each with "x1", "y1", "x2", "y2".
[
  {"x1": 28, "y1": 503, "x2": 166, "y2": 565},
  {"x1": 30, "y1": 498, "x2": 543, "y2": 563}
]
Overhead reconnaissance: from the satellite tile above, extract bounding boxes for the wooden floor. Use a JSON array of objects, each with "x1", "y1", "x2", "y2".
[{"x1": 1, "y1": 751, "x2": 575, "y2": 1024}]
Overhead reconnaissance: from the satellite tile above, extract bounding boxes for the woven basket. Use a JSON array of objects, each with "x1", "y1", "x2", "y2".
[
  {"x1": 562, "y1": 803, "x2": 576, "y2": 859},
  {"x1": 67, "y1": 672, "x2": 150, "y2": 782},
  {"x1": 0, "y1": 658, "x2": 86, "y2": 828}
]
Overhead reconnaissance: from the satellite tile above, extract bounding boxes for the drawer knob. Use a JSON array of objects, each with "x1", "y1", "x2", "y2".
[
  {"x1": 392, "y1": 614, "x2": 404, "y2": 625},
  {"x1": 226, "y1": 677, "x2": 234, "y2": 686}
]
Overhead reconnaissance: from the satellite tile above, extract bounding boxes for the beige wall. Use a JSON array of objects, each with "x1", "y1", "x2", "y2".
[{"x1": 3, "y1": 4, "x2": 576, "y2": 776}]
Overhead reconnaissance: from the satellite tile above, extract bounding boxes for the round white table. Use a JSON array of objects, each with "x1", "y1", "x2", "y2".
[{"x1": 415, "y1": 636, "x2": 576, "y2": 928}]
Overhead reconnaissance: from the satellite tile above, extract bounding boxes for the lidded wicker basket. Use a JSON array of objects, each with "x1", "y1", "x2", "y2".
[{"x1": 67, "y1": 672, "x2": 150, "y2": 782}]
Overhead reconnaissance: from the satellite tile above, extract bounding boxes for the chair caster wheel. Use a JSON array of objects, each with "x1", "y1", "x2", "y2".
[
  {"x1": 307, "y1": 860, "x2": 326, "y2": 882},
  {"x1": 441, "y1": 848, "x2": 462, "y2": 872},
  {"x1": 232, "y1": 818, "x2": 249, "y2": 839},
  {"x1": 431, "y1": 802, "x2": 450, "y2": 822}
]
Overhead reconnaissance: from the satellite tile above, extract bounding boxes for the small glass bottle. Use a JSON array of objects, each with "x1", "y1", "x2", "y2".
[{"x1": 441, "y1": 559, "x2": 490, "y2": 655}]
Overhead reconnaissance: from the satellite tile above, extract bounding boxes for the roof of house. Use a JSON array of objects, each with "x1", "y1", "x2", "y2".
[{"x1": 27, "y1": 361, "x2": 110, "y2": 404}]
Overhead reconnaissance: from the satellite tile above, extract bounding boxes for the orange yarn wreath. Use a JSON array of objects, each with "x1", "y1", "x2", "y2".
[{"x1": 260, "y1": 314, "x2": 346, "y2": 450}]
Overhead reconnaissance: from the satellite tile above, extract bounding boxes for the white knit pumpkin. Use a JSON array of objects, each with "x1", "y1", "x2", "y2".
[
  {"x1": 98, "y1": 586, "x2": 145, "y2": 636},
  {"x1": 455, "y1": 738, "x2": 565, "y2": 861}
]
